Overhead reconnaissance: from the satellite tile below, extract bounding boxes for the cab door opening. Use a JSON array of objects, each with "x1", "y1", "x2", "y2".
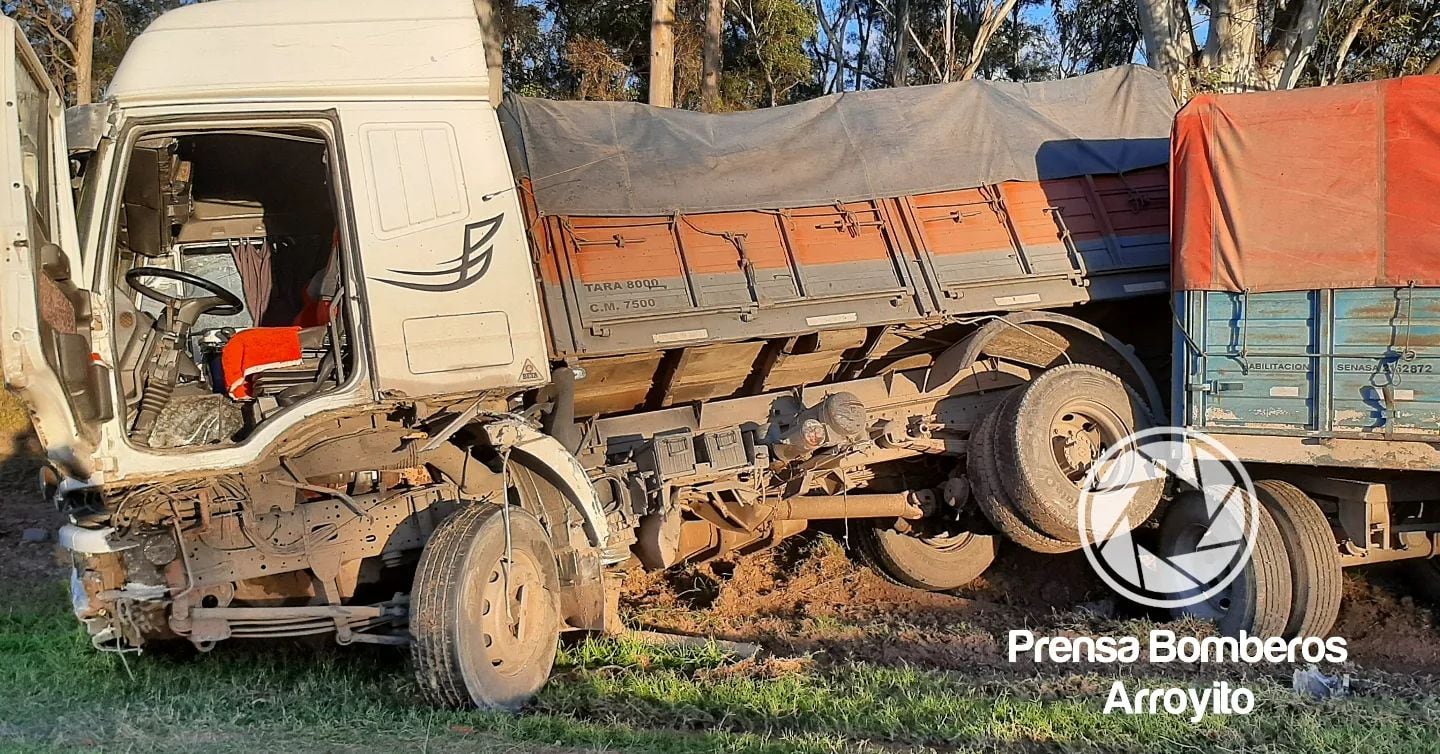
[{"x1": 109, "y1": 127, "x2": 354, "y2": 449}]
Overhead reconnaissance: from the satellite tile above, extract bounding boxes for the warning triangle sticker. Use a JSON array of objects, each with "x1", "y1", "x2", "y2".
[{"x1": 520, "y1": 359, "x2": 542, "y2": 381}]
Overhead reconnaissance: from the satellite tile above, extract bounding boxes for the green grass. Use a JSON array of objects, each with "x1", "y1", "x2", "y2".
[{"x1": 3, "y1": 584, "x2": 1439, "y2": 753}]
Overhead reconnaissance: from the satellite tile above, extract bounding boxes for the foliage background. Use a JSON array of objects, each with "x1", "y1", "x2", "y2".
[{"x1": 2, "y1": 0, "x2": 1436, "y2": 109}]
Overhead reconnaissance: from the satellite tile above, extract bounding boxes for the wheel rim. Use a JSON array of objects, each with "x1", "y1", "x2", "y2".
[
  {"x1": 1172, "y1": 521, "x2": 1244, "y2": 621},
  {"x1": 461, "y1": 548, "x2": 553, "y2": 679},
  {"x1": 914, "y1": 530, "x2": 980, "y2": 553},
  {"x1": 1047, "y1": 400, "x2": 1125, "y2": 485}
]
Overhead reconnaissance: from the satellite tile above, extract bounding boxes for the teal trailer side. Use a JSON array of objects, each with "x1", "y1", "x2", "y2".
[{"x1": 1176, "y1": 287, "x2": 1440, "y2": 448}]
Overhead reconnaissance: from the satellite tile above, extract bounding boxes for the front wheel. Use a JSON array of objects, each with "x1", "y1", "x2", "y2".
[
  {"x1": 857, "y1": 522, "x2": 999, "y2": 591},
  {"x1": 411, "y1": 504, "x2": 562, "y2": 710}
]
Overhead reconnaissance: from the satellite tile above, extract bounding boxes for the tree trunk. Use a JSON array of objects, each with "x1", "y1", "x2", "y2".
[
  {"x1": 473, "y1": 0, "x2": 505, "y2": 105},
  {"x1": 959, "y1": 0, "x2": 1018, "y2": 80},
  {"x1": 1204, "y1": 0, "x2": 1260, "y2": 90},
  {"x1": 1325, "y1": 0, "x2": 1377, "y2": 85},
  {"x1": 1259, "y1": 0, "x2": 1326, "y2": 89},
  {"x1": 817, "y1": 0, "x2": 852, "y2": 93},
  {"x1": 649, "y1": 0, "x2": 677, "y2": 107},
  {"x1": 69, "y1": 0, "x2": 96, "y2": 105},
  {"x1": 943, "y1": 0, "x2": 954, "y2": 81},
  {"x1": 891, "y1": 0, "x2": 910, "y2": 87},
  {"x1": 1136, "y1": 0, "x2": 1196, "y2": 98},
  {"x1": 856, "y1": 7, "x2": 875, "y2": 89},
  {"x1": 701, "y1": 0, "x2": 723, "y2": 110}
]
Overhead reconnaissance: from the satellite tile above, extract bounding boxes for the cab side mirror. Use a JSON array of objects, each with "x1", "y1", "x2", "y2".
[{"x1": 64, "y1": 102, "x2": 112, "y2": 156}]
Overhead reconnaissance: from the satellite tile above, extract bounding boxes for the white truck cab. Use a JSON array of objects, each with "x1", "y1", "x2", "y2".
[
  {"x1": 3, "y1": 0, "x2": 549, "y2": 485},
  {"x1": 2, "y1": 1, "x2": 611, "y2": 710}
]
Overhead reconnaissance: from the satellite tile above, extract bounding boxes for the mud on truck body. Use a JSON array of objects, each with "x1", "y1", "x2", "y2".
[
  {"x1": 0, "y1": 0, "x2": 1177, "y2": 709},
  {"x1": 1165, "y1": 78, "x2": 1440, "y2": 640}
]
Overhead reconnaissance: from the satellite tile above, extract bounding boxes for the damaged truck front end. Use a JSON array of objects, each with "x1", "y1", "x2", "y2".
[{"x1": 56, "y1": 413, "x2": 614, "y2": 660}]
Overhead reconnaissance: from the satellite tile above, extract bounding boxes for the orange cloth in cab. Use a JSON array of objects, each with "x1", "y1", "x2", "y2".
[{"x1": 221, "y1": 327, "x2": 303, "y2": 399}]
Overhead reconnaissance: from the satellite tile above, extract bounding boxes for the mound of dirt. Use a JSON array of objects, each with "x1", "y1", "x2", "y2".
[
  {"x1": 1333, "y1": 565, "x2": 1440, "y2": 672},
  {"x1": 622, "y1": 531, "x2": 1440, "y2": 678},
  {"x1": 623, "y1": 534, "x2": 1131, "y2": 673}
]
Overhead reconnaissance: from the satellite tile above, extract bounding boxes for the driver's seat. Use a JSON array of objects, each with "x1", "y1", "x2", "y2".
[
  {"x1": 248, "y1": 326, "x2": 339, "y2": 403},
  {"x1": 220, "y1": 325, "x2": 330, "y2": 399}
]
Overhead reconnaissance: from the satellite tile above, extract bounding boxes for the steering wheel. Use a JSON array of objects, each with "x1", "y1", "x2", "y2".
[{"x1": 126, "y1": 267, "x2": 244, "y2": 318}]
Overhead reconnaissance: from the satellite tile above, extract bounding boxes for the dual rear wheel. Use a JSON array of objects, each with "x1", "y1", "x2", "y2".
[
  {"x1": 861, "y1": 364, "x2": 1156, "y2": 590},
  {"x1": 1157, "y1": 480, "x2": 1343, "y2": 638},
  {"x1": 969, "y1": 364, "x2": 1160, "y2": 553},
  {"x1": 961, "y1": 363, "x2": 1345, "y2": 640}
]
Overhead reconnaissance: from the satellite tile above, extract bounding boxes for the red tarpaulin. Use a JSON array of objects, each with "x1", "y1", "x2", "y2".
[{"x1": 1172, "y1": 75, "x2": 1440, "y2": 292}]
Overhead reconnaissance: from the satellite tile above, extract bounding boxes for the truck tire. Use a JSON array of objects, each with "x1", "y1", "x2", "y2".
[
  {"x1": 994, "y1": 364, "x2": 1161, "y2": 543},
  {"x1": 857, "y1": 523, "x2": 999, "y2": 591},
  {"x1": 968, "y1": 404, "x2": 1078, "y2": 554},
  {"x1": 1253, "y1": 480, "x2": 1343, "y2": 638},
  {"x1": 1159, "y1": 491, "x2": 1293, "y2": 638},
  {"x1": 411, "y1": 503, "x2": 561, "y2": 710}
]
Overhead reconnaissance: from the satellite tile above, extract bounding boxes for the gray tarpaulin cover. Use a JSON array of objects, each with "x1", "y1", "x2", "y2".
[{"x1": 498, "y1": 65, "x2": 1176, "y2": 217}]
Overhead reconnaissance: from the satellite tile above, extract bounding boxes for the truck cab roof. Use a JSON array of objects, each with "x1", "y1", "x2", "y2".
[{"x1": 105, "y1": 0, "x2": 491, "y2": 107}]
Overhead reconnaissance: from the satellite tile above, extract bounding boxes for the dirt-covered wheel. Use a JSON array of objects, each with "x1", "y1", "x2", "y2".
[
  {"x1": 410, "y1": 503, "x2": 562, "y2": 710},
  {"x1": 993, "y1": 364, "x2": 1161, "y2": 543},
  {"x1": 967, "y1": 400, "x2": 1077, "y2": 554},
  {"x1": 1253, "y1": 480, "x2": 1343, "y2": 638},
  {"x1": 1158, "y1": 490, "x2": 1293, "y2": 637},
  {"x1": 857, "y1": 520, "x2": 999, "y2": 591}
]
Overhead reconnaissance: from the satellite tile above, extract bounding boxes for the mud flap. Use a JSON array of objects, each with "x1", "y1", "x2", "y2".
[{"x1": 481, "y1": 416, "x2": 618, "y2": 632}]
